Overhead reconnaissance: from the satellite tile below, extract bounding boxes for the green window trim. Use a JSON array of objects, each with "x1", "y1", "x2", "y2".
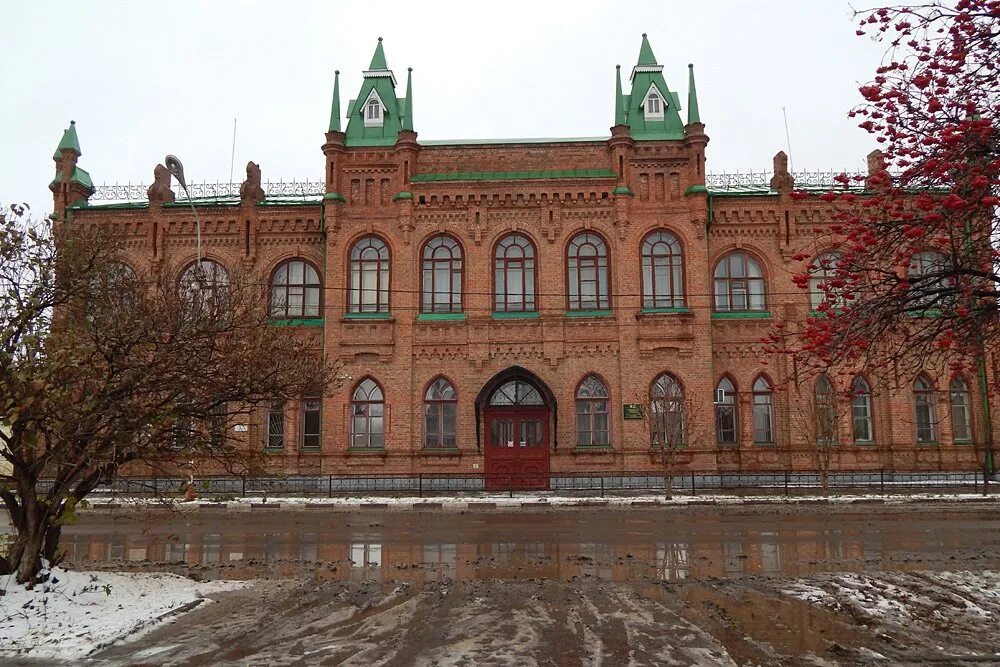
[
  {"x1": 711, "y1": 311, "x2": 772, "y2": 320},
  {"x1": 853, "y1": 439, "x2": 876, "y2": 446},
  {"x1": 916, "y1": 440, "x2": 939, "y2": 446},
  {"x1": 954, "y1": 439, "x2": 975, "y2": 446},
  {"x1": 343, "y1": 312, "x2": 392, "y2": 320},
  {"x1": 571, "y1": 445, "x2": 614, "y2": 452},
  {"x1": 565, "y1": 309, "x2": 614, "y2": 318},
  {"x1": 640, "y1": 307, "x2": 691, "y2": 315},
  {"x1": 491, "y1": 311, "x2": 540, "y2": 320},
  {"x1": 346, "y1": 447, "x2": 387, "y2": 453},
  {"x1": 416, "y1": 312, "x2": 466, "y2": 321},
  {"x1": 298, "y1": 446, "x2": 322, "y2": 453},
  {"x1": 269, "y1": 318, "x2": 324, "y2": 327},
  {"x1": 420, "y1": 447, "x2": 462, "y2": 454}
]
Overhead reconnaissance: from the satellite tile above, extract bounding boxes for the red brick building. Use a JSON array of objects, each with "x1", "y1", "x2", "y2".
[{"x1": 49, "y1": 35, "x2": 998, "y2": 484}]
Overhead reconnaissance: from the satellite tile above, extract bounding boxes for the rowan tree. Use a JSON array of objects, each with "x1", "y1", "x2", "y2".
[
  {"x1": 774, "y1": 1, "x2": 998, "y2": 378},
  {"x1": 0, "y1": 204, "x2": 334, "y2": 585}
]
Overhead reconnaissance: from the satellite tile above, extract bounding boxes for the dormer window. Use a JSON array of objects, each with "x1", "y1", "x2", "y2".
[
  {"x1": 363, "y1": 90, "x2": 385, "y2": 128},
  {"x1": 642, "y1": 84, "x2": 665, "y2": 120}
]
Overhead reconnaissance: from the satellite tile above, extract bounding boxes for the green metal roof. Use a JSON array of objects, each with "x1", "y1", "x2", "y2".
[
  {"x1": 328, "y1": 70, "x2": 341, "y2": 132},
  {"x1": 343, "y1": 38, "x2": 408, "y2": 146},
  {"x1": 687, "y1": 64, "x2": 700, "y2": 125},
  {"x1": 420, "y1": 136, "x2": 608, "y2": 146},
  {"x1": 369, "y1": 37, "x2": 388, "y2": 70},
  {"x1": 54, "y1": 120, "x2": 81, "y2": 158},
  {"x1": 637, "y1": 33, "x2": 657, "y2": 66},
  {"x1": 411, "y1": 169, "x2": 617, "y2": 183},
  {"x1": 401, "y1": 68, "x2": 413, "y2": 131},
  {"x1": 617, "y1": 35, "x2": 686, "y2": 141}
]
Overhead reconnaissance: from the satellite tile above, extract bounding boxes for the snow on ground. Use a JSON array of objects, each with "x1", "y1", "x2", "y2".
[
  {"x1": 0, "y1": 566, "x2": 249, "y2": 661},
  {"x1": 83, "y1": 491, "x2": 999, "y2": 510}
]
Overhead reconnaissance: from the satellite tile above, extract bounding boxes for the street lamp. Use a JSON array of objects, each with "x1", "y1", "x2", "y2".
[{"x1": 165, "y1": 154, "x2": 203, "y2": 263}]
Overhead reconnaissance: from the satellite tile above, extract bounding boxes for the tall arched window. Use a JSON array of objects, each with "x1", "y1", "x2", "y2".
[
  {"x1": 713, "y1": 251, "x2": 766, "y2": 312},
  {"x1": 809, "y1": 252, "x2": 844, "y2": 310},
  {"x1": 424, "y1": 378, "x2": 457, "y2": 449},
  {"x1": 650, "y1": 373, "x2": 685, "y2": 447},
  {"x1": 913, "y1": 374, "x2": 937, "y2": 443},
  {"x1": 950, "y1": 377, "x2": 972, "y2": 443},
  {"x1": 715, "y1": 378, "x2": 737, "y2": 445},
  {"x1": 641, "y1": 231, "x2": 684, "y2": 309},
  {"x1": 815, "y1": 374, "x2": 837, "y2": 445},
  {"x1": 349, "y1": 236, "x2": 389, "y2": 314},
  {"x1": 421, "y1": 236, "x2": 463, "y2": 314},
  {"x1": 270, "y1": 259, "x2": 321, "y2": 318},
  {"x1": 851, "y1": 377, "x2": 873, "y2": 442},
  {"x1": 647, "y1": 93, "x2": 661, "y2": 115},
  {"x1": 179, "y1": 259, "x2": 229, "y2": 314},
  {"x1": 350, "y1": 378, "x2": 385, "y2": 449},
  {"x1": 576, "y1": 375, "x2": 610, "y2": 447},
  {"x1": 752, "y1": 376, "x2": 774, "y2": 443},
  {"x1": 567, "y1": 232, "x2": 610, "y2": 310},
  {"x1": 494, "y1": 234, "x2": 536, "y2": 312},
  {"x1": 366, "y1": 98, "x2": 381, "y2": 121}
]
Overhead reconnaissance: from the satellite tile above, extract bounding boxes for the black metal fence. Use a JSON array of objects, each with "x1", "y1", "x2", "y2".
[{"x1": 36, "y1": 469, "x2": 992, "y2": 499}]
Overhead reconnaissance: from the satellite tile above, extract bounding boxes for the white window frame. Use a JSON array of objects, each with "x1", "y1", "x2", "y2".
[
  {"x1": 363, "y1": 90, "x2": 385, "y2": 128},
  {"x1": 642, "y1": 84, "x2": 666, "y2": 120}
]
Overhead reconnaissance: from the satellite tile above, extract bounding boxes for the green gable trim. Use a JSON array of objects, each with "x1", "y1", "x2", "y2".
[
  {"x1": 411, "y1": 169, "x2": 616, "y2": 183},
  {"x1": 491, "y1": 311, "x2": 540, "y2": 320},
  {"x1": 684, "y1": 185, "x2": 708, "y2": 196},
  {"x1": 323, "y1": 192, "x2": 346, "y2": 202},
  {"x1": 640, "y1": 307, "x2": 690, "y2": 314},
  {"x1": 565, "y1": 309, "x2": 613, "y2": 318},
  {"x1": 269, "y1": 318, "x2": 324, "y2": 327},
  {"x1": 343, "y1": 312, "x2": 392, "y2": 320},
  {"x1": 68, "y1": 201, "x2": 149, "y2": 211},
  {"x1": 711, "y1": 311, "x2": 772, "y2": 320},
  {"x1": 392, "y1": 191, "x2": 413, "y2": 201},
  {"x1": 613, "y1": 186, "x2": 634, "y2": 196},
  {"x1": 416, "y1": 312, "x2": 466, "y2": 321}
]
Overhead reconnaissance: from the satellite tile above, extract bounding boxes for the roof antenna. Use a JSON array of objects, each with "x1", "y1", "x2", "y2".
[
  {"x1": 781, "y1": 106, "x2": 794, "y2": 172},
  {"x1": 228, "y1": 117, "x2": 237, "y2": 188}
]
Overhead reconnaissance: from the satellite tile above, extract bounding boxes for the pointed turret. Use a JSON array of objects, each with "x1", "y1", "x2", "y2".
[
  {"x1": 637, "y1": 33, "x2": 657, "y2": 66},
  {"x1": 369, "y1": 36, "x2": 388, "y2": 70},
  {"x1": 328, "y1": 70, "x2": 341, "y2": 132},
  {"x1": 686, "y1": 63, "x2": 701, "y2": 125},
  {"x1": 623, "y1": 34, "x2": 685, "y2": 140},
  {"x1": 344, "y1": 37, "x2": 410, "y2": 146},
  {"x1": 614, "y1": 65, "x2": 627, "y2": 126},
  {"x1": 53, "y1": 119, "x2": 81, "y2": 159},
  {"x1": 401, "y1": 67, "x2": 413, "y2": 131}
]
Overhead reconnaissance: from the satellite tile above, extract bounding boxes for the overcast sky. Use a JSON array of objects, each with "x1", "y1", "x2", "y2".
[{"x1": 1, "y1": 0, "x2": 888, "y2": 215}]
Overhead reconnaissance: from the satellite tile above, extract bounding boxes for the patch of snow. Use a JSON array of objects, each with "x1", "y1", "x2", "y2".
[{"x1": 0, "y1": 566, "x2": 249, "y2": 661}]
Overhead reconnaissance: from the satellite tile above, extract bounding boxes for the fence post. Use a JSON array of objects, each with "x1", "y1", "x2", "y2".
[
  {"x1": 784, "y1": 470, "x2": 789, "y2": 496},
  {"x1": 418, "y1": 473, "x2": 423, "y2": 498},
  {"x1": 691, "y1": 473, "x2": 696, "y2": 496},
  {"x1": 241, "y1": 476, "x2": 246, "y2": 498},
  {"x1": 601, "y1": 476, "x2": 605, "y2": 498},
  {"x1": 880, "y1": 469, "x2": 885, "y2": 496},
  {"x1": 509, "y1": 473, "x2": 514, "y2": 499},
  {"x1": 328, "y1": 475, "x2": 333, "y2": 498}
]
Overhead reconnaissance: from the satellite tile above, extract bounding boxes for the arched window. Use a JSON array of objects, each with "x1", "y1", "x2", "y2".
[
  {"x1": 950, "y1": 377, "x2": 972, "y2": 443},
  {"x1": 851, "y1": 377, "x2": 873, "y2": 442},
  {"x1": 424, "y1": 378, "x2": 457, "y2": 448},
  {"x1": 349, "y1": 236, "x2": 389, "y2": 314},
  {"x1": 421, "y1": 236, "x2": 462, "y2": 314},
  {"x1": 815, "y1": 374, "x2": 837, "y2": 445},
  {"x1": 650, "y1": 373, "x2": 685, "y2": 447},
  {"x1": 270, "y1": 259, "x2": 321, "y2": 318},
  {"x1": 576, "y1": 375, "x2": 610, "y2": 447},
  {"x1": 715, "y1": 378, "x2": 737, "y2": 445},
  {"x1": 567, "y1": 232, "x2": 610, "y2": 310},
  {"x1": 350, "y1": 379, "x2": 385, "y2": 449},
  {"x1": 489, "y1": 379, "x2": 544, "y2": 406},
  {"x1": 647, "y1": 93, "x2": 661, "y2": 114},
  {"x1": 641, "y1": 231, "x2": 684, "y2": 309},
  {"x1": 494, "y1": 234, "x2": 536, "y2": 312},
  {"x1": 913, "y1": 374, "x2": 937, "y2": 443},
  {"x1": 713, "y1": 251, "x2": 766, "y2": 312},
  {"x1": 809, "y1": 252, "x2": 844, "y2": 310},
  {"x1": 179, "y1": 259, "x2": 229, "y2": 314},
  {"x1": 367, "y1": 98, "x2": 381, "y2": 121},
  {"x1": 752, "y1": 376, "x2": 774, "y2": 443}
]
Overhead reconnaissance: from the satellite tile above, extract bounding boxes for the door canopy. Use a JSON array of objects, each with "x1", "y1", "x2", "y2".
[{"x1": 475, "y1": 366, "x2": 558, "y2": 450}]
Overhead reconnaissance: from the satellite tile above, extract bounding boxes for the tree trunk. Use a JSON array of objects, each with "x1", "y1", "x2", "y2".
[{"x1": 12, "y1": 520, "x2": 46, "y2": 586}]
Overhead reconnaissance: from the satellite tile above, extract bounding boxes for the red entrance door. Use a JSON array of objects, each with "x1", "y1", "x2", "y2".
[{"x1": 485, "y1": 408, "x2": 550, "y2": 490}]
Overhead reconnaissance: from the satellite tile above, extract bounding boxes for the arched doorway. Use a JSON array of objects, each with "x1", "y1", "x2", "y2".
[{"x1": 478, "y1": 369, "x2": 554, "y2": 490}]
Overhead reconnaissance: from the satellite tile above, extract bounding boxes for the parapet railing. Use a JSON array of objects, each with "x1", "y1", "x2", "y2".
[{"x1": 90, "y1": 180, "x2": 325, "y2": 203}]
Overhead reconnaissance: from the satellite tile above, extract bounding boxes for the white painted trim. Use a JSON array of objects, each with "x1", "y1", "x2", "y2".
[
  {"x1": 642, "y1": 83, "x2": 666, "y2": 120},
  {"x1": 363, "y1": 88, "x2": 386, "y2": 128},
  {"x1": 629, "y1": 63, "x2": 663, "y2": 83},
  {"x1": 362, "y1": 69, "x2": 398, "y2": 87}
]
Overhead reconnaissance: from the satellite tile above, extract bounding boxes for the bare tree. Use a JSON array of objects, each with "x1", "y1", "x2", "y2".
[
  {"x1": 0, "y1": 204, "x2": 337, "y2": 585},
  {"x1": 638, "y1": 377, "x2": 711, "y2": 500},
  {"x1": 787, "y1": 373, "x2": 844, "y2": 496}
]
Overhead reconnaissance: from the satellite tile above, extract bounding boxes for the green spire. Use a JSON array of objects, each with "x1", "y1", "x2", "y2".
[
  {"x1": 614, "y1": 65, "x2": 626, "y2": 126},
  {"x1": 54, "y1": 120, "x2": 81, "y2": 158},
  {"x1": 637, "y1": 32, "x2": 657, "y2": 66},
  {"x1": 401, "y1": 67, "x2": 413, "y2": 131},
  {"x1": 328, "y1": 70, "x2": 341, "y2": 132},
  {"x1": 369, "y1": 37, "x2": 388, "y2": 70},
  {"x1": 686, "y1": 63, "x2": 700, "y2": 125}
]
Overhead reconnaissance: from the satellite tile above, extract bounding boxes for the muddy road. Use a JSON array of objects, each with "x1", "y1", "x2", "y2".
[{"x1": 22, "y1": 501, "x2": 1000, "y2": 664}]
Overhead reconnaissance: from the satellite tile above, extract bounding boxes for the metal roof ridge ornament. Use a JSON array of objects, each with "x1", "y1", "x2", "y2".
[{"x1": 91, "y1": 178, "x2": 324, "y2": 202}]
